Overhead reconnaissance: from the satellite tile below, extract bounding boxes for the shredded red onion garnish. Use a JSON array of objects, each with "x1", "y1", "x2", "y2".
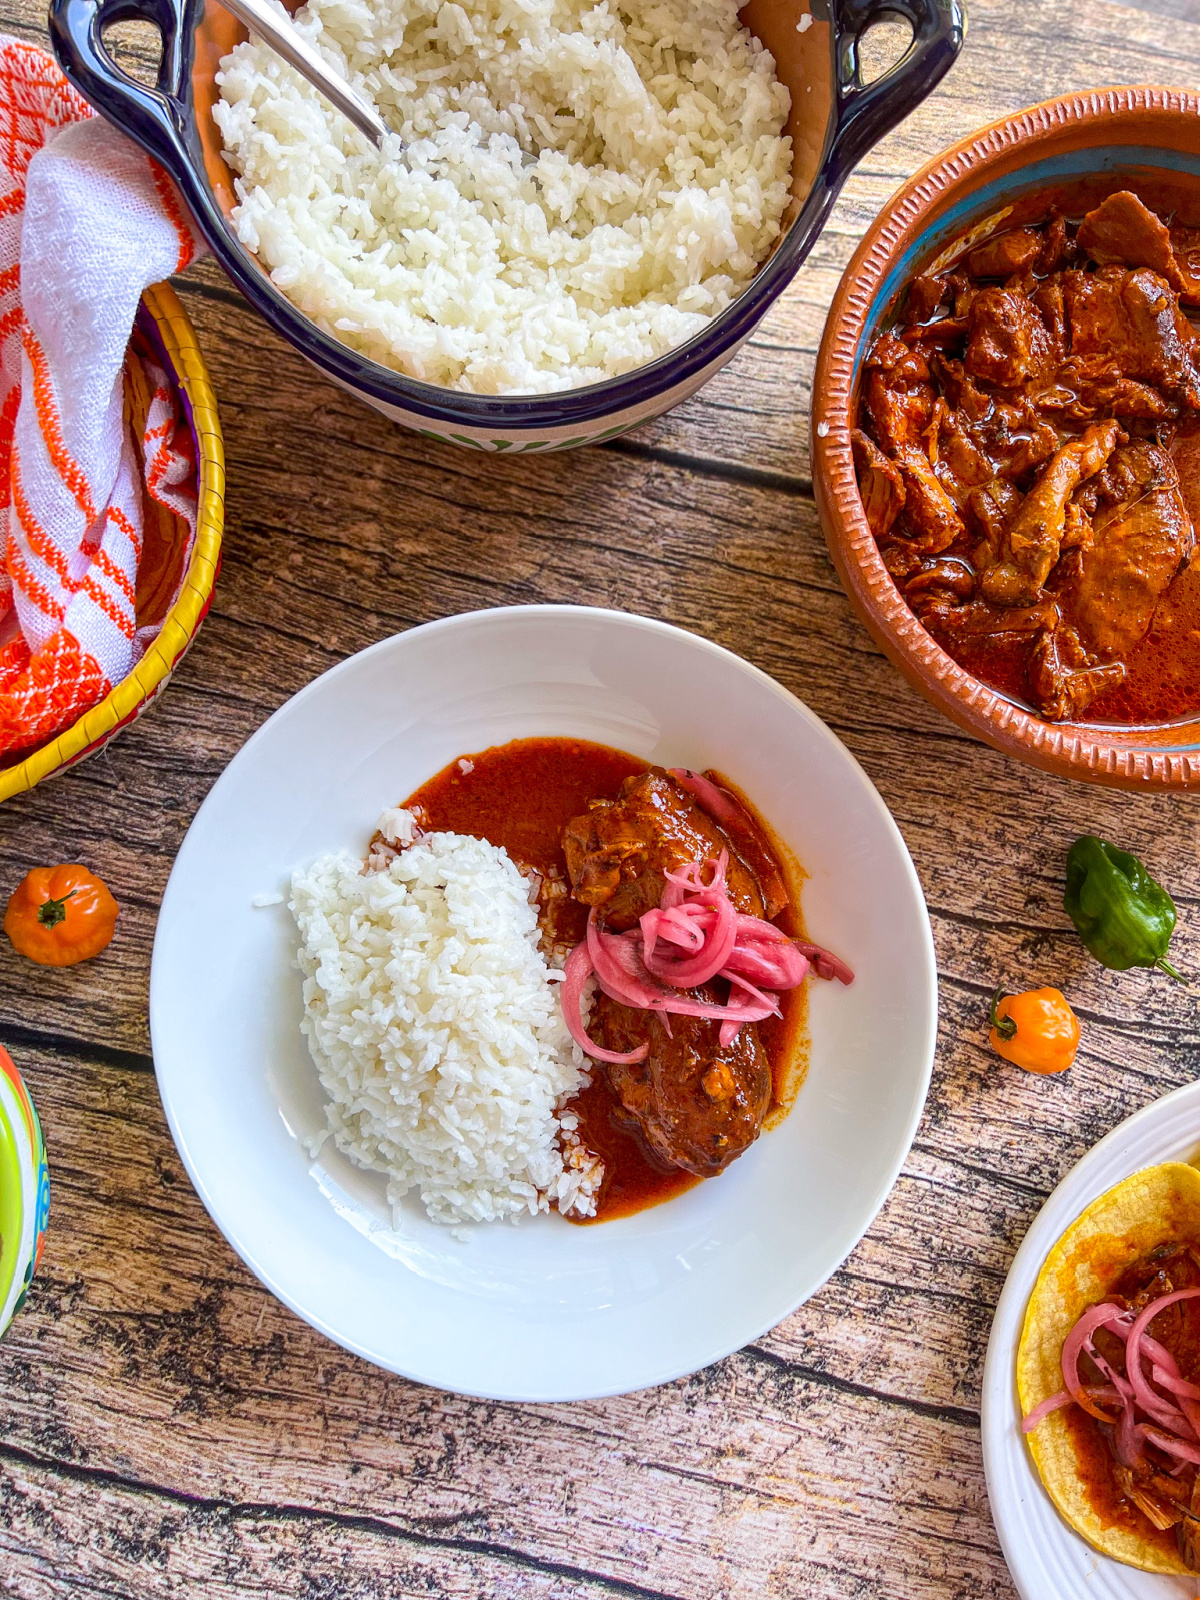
[
  {"x1": 795, "y1": 942, "x2": 856, "y2": 986},
  {"x1": 1022, "y1": 1285, "x2": 1200, "y2": 1469},
  {"x1": 558, "y1": 847, "x2": 854, "y2": 1061},
  {"x1": 668, "y1": 769, "x2": 742, "y2": 828},
  {"x1": 559, "y1": 942, "x2": 649, "y2": 1066}
]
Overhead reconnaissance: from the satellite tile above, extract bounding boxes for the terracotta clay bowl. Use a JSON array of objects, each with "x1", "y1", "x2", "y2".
[
  {"x1": 812, "y1": 88, "x2": 1200, "y2": 790},
  {"x1": 50, "y1": 0, "x2": 963, "y2": 451}
]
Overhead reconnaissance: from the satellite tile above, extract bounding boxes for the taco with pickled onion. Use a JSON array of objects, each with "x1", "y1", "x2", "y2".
[{"x1": 1019, "y1": 1161, "x2": 1200, "y2": 1575}]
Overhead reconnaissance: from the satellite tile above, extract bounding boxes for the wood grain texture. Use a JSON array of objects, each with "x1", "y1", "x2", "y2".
[
  {"x1": 1124, "y1": 0, "x2": 1200, "y2": 21},
  {"x1": 2, "y1": 1, "x2": 1200, "y2": 1597}
]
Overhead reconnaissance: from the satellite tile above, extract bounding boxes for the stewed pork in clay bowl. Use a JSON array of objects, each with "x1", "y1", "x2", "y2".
[{"x1": 813, "y1": 89, "x2": 1200, "y2": 789}]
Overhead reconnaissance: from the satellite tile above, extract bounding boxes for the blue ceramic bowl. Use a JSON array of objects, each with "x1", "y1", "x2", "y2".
[
  {"x1": 813, "y1": 88, "x2": 1200, "y2": 788},
  {"x1": 51, "y1": 0, "x2": 962, "y2": 451}
]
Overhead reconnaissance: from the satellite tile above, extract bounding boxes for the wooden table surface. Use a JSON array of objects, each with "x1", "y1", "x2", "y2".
[{"x1": 3, "y1": 1, "x2": 1200, "y2": 1595}]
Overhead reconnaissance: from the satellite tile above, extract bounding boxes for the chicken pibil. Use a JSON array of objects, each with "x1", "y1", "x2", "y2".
[
  {"x1": 562, "y1": 768, "x2": 788, "y2": 1180},
  {"x1": 1066, "y1": 1245, "x2": 1200, "y2": 1570},
  {"x1": 853, "y1": 189, "x2": 1200, "y2": 723}
]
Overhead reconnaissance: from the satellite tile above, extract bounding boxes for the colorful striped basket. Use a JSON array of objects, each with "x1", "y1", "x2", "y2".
[{"x1": 0, "y1": 279, "x2": 224, "y2": 802}]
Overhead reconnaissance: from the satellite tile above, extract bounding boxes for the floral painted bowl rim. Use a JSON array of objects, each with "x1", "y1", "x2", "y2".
[
  {"x1": 0, "y1": 280, "x2": 224, "y2": 803},
  {"x1": 811, "y1": 86, "x2": 1200, "y2": 791}
]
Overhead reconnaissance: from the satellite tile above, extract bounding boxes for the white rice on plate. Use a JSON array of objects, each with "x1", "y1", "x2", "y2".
[
  {"x1": 290, "y1": 813, "x2": 602, "y2": 1224},
  {"x1": 213, "y1": 0, "x2": 793, "y2": 394}
]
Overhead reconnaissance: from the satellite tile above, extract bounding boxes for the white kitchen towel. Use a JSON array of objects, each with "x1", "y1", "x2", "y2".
[{"x1": 0, "y1": 37, "x2": 206, "y2": 758}]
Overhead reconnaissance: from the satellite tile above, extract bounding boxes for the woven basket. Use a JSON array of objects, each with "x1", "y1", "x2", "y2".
[{"x1": 0, "y1": 280, "x2": 224, "y2": 802}]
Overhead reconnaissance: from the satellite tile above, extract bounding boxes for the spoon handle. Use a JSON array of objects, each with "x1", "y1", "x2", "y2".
[{"x1": 216, "y1": 0, "x2": 391, "y2": 149}]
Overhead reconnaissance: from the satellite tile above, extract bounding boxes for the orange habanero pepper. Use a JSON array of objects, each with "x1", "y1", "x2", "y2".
[
  {"x1": 988, "y1": 987, "x2": 1080, "y2": 1075},
  {"x1": 4, "y1": 865, "x2": 119, "y2": 967}
]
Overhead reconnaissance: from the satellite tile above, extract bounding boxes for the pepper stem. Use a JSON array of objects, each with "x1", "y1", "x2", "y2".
[
  {"x1": 989, "y1": 987, "x2": 1017, "y2": 1041},
  {"x1": 1156, "y1": 957, "x2": 1188, "y2": 984},
  {"x1": 36, "y1": 889, "x2": 76, "y2": 929}
]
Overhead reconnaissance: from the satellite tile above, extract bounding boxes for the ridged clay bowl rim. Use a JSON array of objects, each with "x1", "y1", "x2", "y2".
[{"x1": 811, "y1": 86, "x2": 1200, "y2": 790}]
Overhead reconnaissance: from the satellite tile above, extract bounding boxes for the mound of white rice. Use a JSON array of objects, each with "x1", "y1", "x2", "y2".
[
  {"x1": 290, "y1": 818, "x2": 601, "y2": 1224},
  {"x1": 213, "y1": 0, "x2": 793, "y2": 393}
]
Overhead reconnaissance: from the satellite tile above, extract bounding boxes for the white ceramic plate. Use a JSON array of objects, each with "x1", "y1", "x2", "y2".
[
  {"x1": 151, "y1": 606, "x2": 936, "y2": 1400},
  {"x1": 983, "y1": 1081, "x2": 1200, "y2": 1599}
]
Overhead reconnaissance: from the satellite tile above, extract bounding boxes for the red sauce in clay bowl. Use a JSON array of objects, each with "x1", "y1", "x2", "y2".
[{"x1": 812, "y1": 88, "x2": 1200, "y2": 789}]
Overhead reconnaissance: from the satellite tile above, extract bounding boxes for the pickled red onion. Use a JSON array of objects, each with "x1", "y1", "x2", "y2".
[
  {"x1": 718, "y1": 974, "x2": 781, "y2": 1048},
  {"x1": 1023, "y1": 1285, "x2": 1200, "y2": 1468},
  {"x1": 1021, "y1": 1387, "x2": 1112, "y2": 1433},
  {"x1": 560, "y1": 843, "x2": 852, "y2": 1061},
  {"x1": 669, "y1": 768, "x2": 742, "y2": 828},
  {"x1": 1126, "y1": 1290, "x2": 1200, "y2": 1437},
  {"x1": 1059, "y1": 1301, "x2": 1135, "y2": 1425},
  {"x1": 559, "y1": 942, "x2": 649, "y2": 1066},
  {"x1": 1138, "y1": 1426, "x2": 1200, "y2": 1465},
  {"x1": 1152, "y1": 1362, "x2": 1200, "y2": 1400},
  {"x1": 641, "y1": 856, "x2": 738, "y2": 988},
  {"x1": 795, "y1": 942, "x2": 855, "y2": 986},
  {"x1": 723, "y1": 939, "x2": 810, "y2": 989},
  {"x1": 581, "y1": 911, "x2": 781, "y2": 1026}
]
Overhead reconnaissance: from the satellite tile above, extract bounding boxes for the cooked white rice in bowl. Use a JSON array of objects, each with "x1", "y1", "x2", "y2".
[
  {"x1": 290, "y1": 815, "x2": 603, "y2": 1225},
  {"x1": 213, "y1": 0, "x2": 793, "y2": 394}
]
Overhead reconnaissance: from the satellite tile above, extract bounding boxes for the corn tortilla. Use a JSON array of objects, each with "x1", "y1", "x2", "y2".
[{"x1": 1017, "y1": 1161, "x2": 1200, "y2": 1576}]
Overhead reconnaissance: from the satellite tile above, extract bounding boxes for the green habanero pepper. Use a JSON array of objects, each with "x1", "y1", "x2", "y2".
[{"x1": 1064, "y1": 835, "x2": 1185, "y2": 982}]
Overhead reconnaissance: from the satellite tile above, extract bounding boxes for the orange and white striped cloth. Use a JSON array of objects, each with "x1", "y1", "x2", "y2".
[{"x1": 0, "y1": 38, "x2": 205, "y2": 759}]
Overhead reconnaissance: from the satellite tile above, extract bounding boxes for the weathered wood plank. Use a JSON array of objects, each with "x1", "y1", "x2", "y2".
[
  {"x1": 1, "y1": 1451, "x2": 668, "y2": 1600},
  {"x1": 1, "y1": 1431, "x2": 1009, "y2": 1600},
  {"x1": 0, "y1": 993, "x2": 1183, "y2": 1598},
  {"x1": 1127, "y1": 0, "x2": 1200, "y2": 19}
]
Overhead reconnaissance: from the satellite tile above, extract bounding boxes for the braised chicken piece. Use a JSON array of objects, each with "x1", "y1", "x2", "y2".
[
  {"x1": 1171, "y1": 224, "x2": 1200, "y2": 304},
  {"x1": 893, "y1": 443, "x2": 966, "y2": 552},
  {"x1": 1077, "y1": 190, "x2": 1182, "y2": 285},
  {"x1": 1180, "y1": 1482, "x2": 1200, "y2": 1572},
  {"x1": 1063, "y1": 268, "x2": 1200, "y2": 407},
  {"x1": 1077, "y1": 190, "x2": 1200, "y2": 307},
  {"x1": 1112, "y1": 1463, "x2": 1192, "y2": 1533},
  {"x1": 979, "y1": 421, "x2": 1123, "y2": 605},
  {"x1": 852, "y1": 428, "x2": 905, "y2": 538},
  {"x1": 1037, "y1": 211, "x2": 1077, "y2": 276},
  {"x1": 562, "y1": 768, "x2": 769, "y2": 930},
  {"x1": 1028, "y1": 626, "x2": 1127, "y2": 724},
  {"x1": 1057, "y1": 443, "x2": 1195, "y2": 659},
  {"x1": 906, "y1": 271, "x2": 947, "y2": 323},
  {"x1": 967, "y1": 226, "x2": 1043, "y2": 279},
  {"x1": 563, "y1": 768, "x2": 788, "y2": 1178},
  {"x1": 588, "y1": 991, "x2": 773, "y2": 1178},
  {"x1": 965, "y1": 287, "x2": 1056, "y2": 389},
  {"x1": 862, "y1": 335, "x2": 935, "y2": 453},
  {"x1": 854, "y1": 191, "x2": 1200, "y2": 723},
  {"x1": 1171, "y1": 420, "x2": 1200, "y2": 529},
  {"x1": 1025, "y1": 444, "x2": 1195, "y2": 720},
  {"x1": 966, "y1": 477, "x2": 1023, "y2": 546}
]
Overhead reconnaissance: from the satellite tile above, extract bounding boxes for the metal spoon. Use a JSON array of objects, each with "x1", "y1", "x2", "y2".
[
  {"x1": 217, "y1": 0, "x2": 392, "y2": 150},
  {"x1": 216, "y1": 0, "x2": 538, "y2": 169}
]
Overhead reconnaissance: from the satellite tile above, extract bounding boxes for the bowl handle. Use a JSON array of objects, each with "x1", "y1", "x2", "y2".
[
  {"x1": 827, "y1": 0, "x2": 966, "y2": 175},
  {"x1": 49, "y1": 0, "x2": 194, "y2": 174}
]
